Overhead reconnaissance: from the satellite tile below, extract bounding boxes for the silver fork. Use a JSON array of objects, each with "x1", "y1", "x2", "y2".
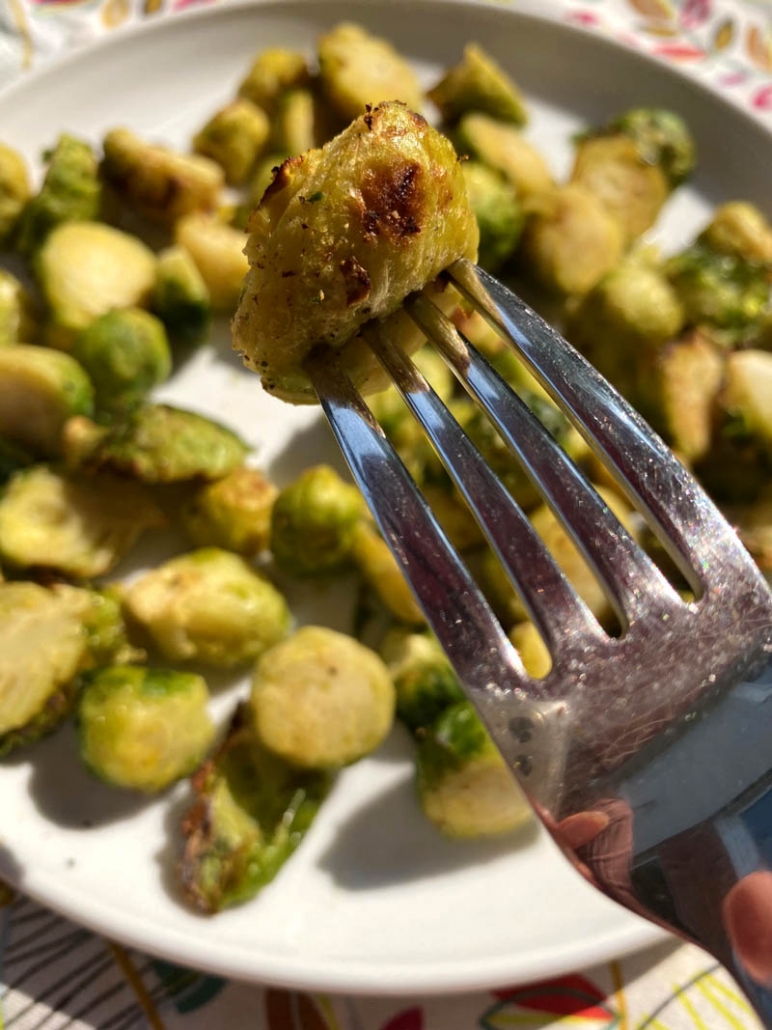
[{"x1": 306, "y1": 258, "x2": 772, "y2": 1022}]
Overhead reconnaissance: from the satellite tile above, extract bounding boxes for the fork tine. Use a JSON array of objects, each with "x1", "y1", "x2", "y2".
[
  {"x1": 446, "y1": 259, "x2": 745, "y2": 590},
  {"x1": 406, "y1": 293, "x2": 683, "y2": 626},
  {"x1": 363, "y1": 323, "x2": 602, "y2": 655},
  {"x1": 304, "y1": 345, "x2": 528, "y2": 700}
]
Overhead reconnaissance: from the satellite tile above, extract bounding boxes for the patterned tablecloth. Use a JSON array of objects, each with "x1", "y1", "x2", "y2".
[{"x1": 1, "y1": 0, "x2": 771, "y2": 1027}]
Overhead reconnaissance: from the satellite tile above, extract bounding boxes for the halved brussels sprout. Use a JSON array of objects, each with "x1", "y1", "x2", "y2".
[
  {"x1": 0, "y1": 343, "x2": 93, "y2": 456},
  {"x1": 699, "y1": 201, "x2": 772, "y2": 263},
  {"x1": 101, "y1": 128, "x2": 223, "y2": 225},
  {"x1": 454, "y1": 114, "x2": 553, "y2": 200},
  {"x1": 125, "y1": 548, "x2": 291, "y2": 667},
  {"x1": 79, "y1": 666, "x2": 215, "y2": 793},
  {"x1": 352, "y1": 520, "x2": 426, "y2": 626},
  {"x1": 16, "y1": 135, "x2": 100, "y2": 255},
  {"x1": 721, "y1": 350, "x2": 772, "y2": 455},
  {"x1": 63, "y1": 404, "x2": 248, "y2": 484},
  {"x1": 641, "y1": 329, "x2": 724, "y2": 464},
  {"x1": 0, "y1": 582, "x2": 91, "y2": 755},
  {"x1": 571, "y1": 134, "x2": 669, "y2": 243},
  {"x1": 0, "y1": 466, "x2": 165, "y2": 578},
  {"x1": 181, "y1": 466, "x2": 278, "y2": 557},
  {"x1": 0, "y1": 141, "x2": 30, "y2": 245},
  {"x1": 509, "y1": 622, "x2": 551, "y2": 678},
  {"x1": 193, "y1": 99, "x2": 270, "y2": 186},
  {"x1": 462, "y1": 161, "x2": 522, "y2": 271},
  {"x1": 317, "y1": 23, "x2": 423, "y2": 122},
  {"x1": 151, "y1": 246, "x2": 211, "y2": 346},
  {"x1": 72, "y1": 308, "x2": 171, "y2": 413},
  {"x1": 237, "y1": 48, "x2": 311, "y2": 114},
  {"x1": 428, "y1": 43, "x2": 527, "y2": 125},
  {"x1": 520, "y1": 185, "x2": 625, "y2": 296},
  {"x1": 180, "y1": 702, "x2": 330, "y2": 913},
  {"x1": 269, "y1": 464, "x2": 364, "y2": 578},
  {"x1": 380, "y1": 627, "x2": 463, "y2": 733},
  {"x1": 0, "y1": 270, "x2": 38, "y2": 346},
  {"x1": 666, "y1": 242, "x2": 769, "y2": 344},
  {"x1": 567, "y1": 258, "x2": 685, "y2": 402},
  {"x1": 271, "y1": 90, "x2": 318, "y2": 158},
  {"x1": 417, "y1": 700, "x2": 532, "y2": 838},
  {"x1": 36, "y1": 220, "x2": 156, "y2": 346},
  {"x1": 233, "y1": 102, "x2": 478, "y2": 403},
  {"x1": 611, "y1": 107, "x2": 696, "y2": 189},
  {"x1": 246, "y1": 151, "x2": 290, "y2": 212},
  {"x1": 174, "y1": 214, "x2": 248, "y2": 313},
  {"x1": 250, "y1": 625, "x2": 395, "y2": 769}
]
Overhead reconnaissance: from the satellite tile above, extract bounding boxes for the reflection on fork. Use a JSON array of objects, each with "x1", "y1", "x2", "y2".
[{"x1": 306, "y1": 258, "x2": 772, "y2": 1025}]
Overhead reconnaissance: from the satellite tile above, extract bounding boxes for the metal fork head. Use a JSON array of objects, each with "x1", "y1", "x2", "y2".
[{"x1": 306, "y1": 260, "x2": 772, "y2": 1018}]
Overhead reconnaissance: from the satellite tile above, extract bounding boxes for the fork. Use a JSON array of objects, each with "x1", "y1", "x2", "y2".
[{"x1": 305, "y1": 258, "x2": 772, "y2": 1023}]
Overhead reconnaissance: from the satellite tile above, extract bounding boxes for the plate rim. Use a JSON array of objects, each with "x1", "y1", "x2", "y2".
[{"x1": 0, "y1": 0, "x2": 753, "y2": 993}]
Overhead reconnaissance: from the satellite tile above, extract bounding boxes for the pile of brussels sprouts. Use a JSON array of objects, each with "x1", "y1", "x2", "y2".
[{"x1": 0, "y1": 21, "x2": 771, "y2": 914}]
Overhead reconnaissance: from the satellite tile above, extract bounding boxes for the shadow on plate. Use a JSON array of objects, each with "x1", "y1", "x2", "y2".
[
  {"x1": 17, "y1": 724, "x2": 152, "y2": 830},
  {"x1": 267, "y1": 415, "x2": 350, "y2": 484},
  {"x1": 317, "y1": 771, "x2": 539, "y2": 890}
]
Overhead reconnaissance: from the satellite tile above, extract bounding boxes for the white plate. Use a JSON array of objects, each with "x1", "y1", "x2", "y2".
[{"x1": 0, "y1": 0, "x2": 769, "y2": 997}]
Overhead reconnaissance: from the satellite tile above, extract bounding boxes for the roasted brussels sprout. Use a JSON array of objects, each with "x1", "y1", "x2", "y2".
[
  {"x1": 237, "y1": 48, "x2": 310, "y2": 114},
  {"x1": 233, "y1": 102, "x2": 478, "y2": 403},
  {"x1": 125, "y1": 548, "x2": 290, "y2": 667},
  {"x1": 454, "y1": 114, "x2": 553, "y2": 200},
  {"x1": 417, "y1": 701, "x2": 531, "y2": 838},
  {"x1": 64, "y1": 404, "x2": 247, "y2": 484},
  {"x1": 0, "y1": 582, "x2": 98, "y2": 755},
  {"x1": 567, "y1": 259, "x2": 685, "y2": 402},
  {"x1": 0, "y1": 269, "x2": 38, "y2": 346},
  {"x1": 174, "y1": 214, "x2": 248, "y2": 313},
  {"x1": 666, "y1": 242, "x2": 769, "y2": 344},
  {"x1": 462, "y1": 161, "x2": 522, "y2": 271},
  {"x1": 0, "y1": 466, "x2": 165, "y2": 578},
  {"x1": 72, "y1": 308, "x2": 171, "y2": 413},
  {"x1": 509, "y1": 622, "x2": 551, "y2": 678},
  {"x1": 641, "y1": 329, "x2": 724, "y2": 464},
  {"x1": 193, "y1": 99, "x2": 270, "y2": 186},
  {"x1": 181, "y1": 702, "x2": 329, "y2": 913},
  {"x1": 79, "y1": 666, "x2": 214, "y2": 793},
  {"x1": 151, "y1": 246, "x2": 211, "y2": 346},
  {"x1": 611, "y1": 107, "x2": 696, "y2": 189},
  {"x1": 250, "y1": 626, "x2": 394, "y2": 769},
  {"x1": 380, "y1": 627, "x2": 463, "y2": 732},
  {"x1": 36, "y1": 221, "x2": 156, "y2": 346},
  {"x1": 16, "y1": 135, "x2": 100, "y2": 255},
  {"x1": 270, "y1": 464, "x2": 364, "y2": 577},
  {"x1": 271, "y1": 89, "x2": 317, "y2": 157},
  {"x1": 102, "y1": 128, "x2": 223, "y2": 225},
  {"x1": 698, "y1": 201, "x2": 772, "y2": 263},
  {"x1": 720, "y1": 350, "x2": 772, "y2": 456},
  {"x1": 571, "y1": 134, "x2": 669, "y2": 243},
  {"x1": 317, "y1": 23, "x2": 423, "y2": 122},
  {"x1": 246, "y1": 151, "x2": 289, "y2": 210},
  {"x1": 181, "y1": 466, "x2": 277, "y2": 556},
  {"x1": 520, "y1": 185, "x2": 624, "y2": 296},
  {"x1": 0, "y1": 343, "x2": 93, "y2": 456},
  {"x1": 0, "y1": 141, "x2": 30, "y2": 245},
  {"x1": 428, "y1": 43, "x2": 527, "y2": 125},
  {"x1": 352, "y1": 520, "x2": 425, "y2": 625}
]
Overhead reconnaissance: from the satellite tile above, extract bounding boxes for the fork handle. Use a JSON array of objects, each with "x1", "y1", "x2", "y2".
[{"x1": 569, "y1": 651, "x2": 772, "y2": 1024}]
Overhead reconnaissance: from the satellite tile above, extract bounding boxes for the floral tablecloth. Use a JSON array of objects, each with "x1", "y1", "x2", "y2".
[{"x1": 1, "y1": 0, "x2": 771, "y2": 1027}]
